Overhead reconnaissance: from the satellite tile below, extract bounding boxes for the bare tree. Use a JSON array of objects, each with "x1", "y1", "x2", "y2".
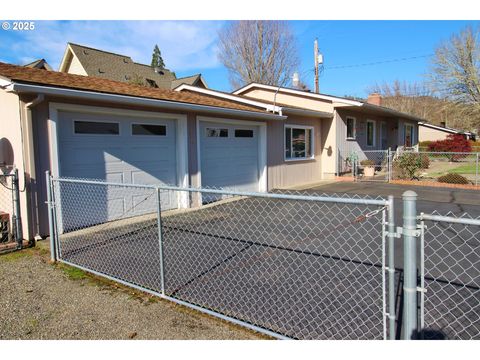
[
  {"x1": 217, "y1": 21, "x2": 299, "y2": 89},
  {"x1": 369, "y1": 80, "x2": 480, "y2": 131},
  {"x1": 429, "y1": 25, "x2": 480, "y2": 108}
]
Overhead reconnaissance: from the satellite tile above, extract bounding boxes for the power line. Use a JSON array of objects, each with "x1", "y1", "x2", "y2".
[{"x1": 324, "y1": 54, "x2": 433, "y2": 70}]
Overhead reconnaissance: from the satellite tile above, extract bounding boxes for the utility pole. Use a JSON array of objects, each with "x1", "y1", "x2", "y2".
[{"x1": 314, "y1": 38, "x2": 319, "y2": 93}]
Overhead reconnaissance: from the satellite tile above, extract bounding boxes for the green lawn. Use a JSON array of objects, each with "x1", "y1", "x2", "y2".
[{"x1": 447, "y1": 163, "x2": 478, "y2": 174}]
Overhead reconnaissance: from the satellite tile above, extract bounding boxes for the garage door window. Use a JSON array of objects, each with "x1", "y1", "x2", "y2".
[
  {"x1": 132, "y1": 124, "x2": 166, "y2": 136},
  {"x1": 206, "y1": 128, "x2": 228, "y2": 137},
  {"x1": 74, "y1": 121, "x2": 119, "y2": 135},
  {"x1": 235, "y1": 129, "x2": 254, "y2": 138},
  {"x1": 285, "y1": 125, "x2": 314, "y2": 160}
]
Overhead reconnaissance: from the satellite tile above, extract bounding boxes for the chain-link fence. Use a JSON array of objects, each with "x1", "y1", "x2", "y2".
[
  {"x1": 391, "y1": 151, "x2": 479, "y2": 187},
  {"x1": 48, "y1": 175, "x2": 395, "y2": 340},
  {"x1": 418, "y1": 212, "x2": 480, "y2": 340},
  {"x1": 0, "y1": 166, "x2": 21, "y2": 245},
  {"x1": 354, "y1": 150, "x2": 391, "y2": 182}
]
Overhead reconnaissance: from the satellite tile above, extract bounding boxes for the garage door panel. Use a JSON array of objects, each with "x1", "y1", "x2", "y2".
[
  {"x1": 200, "y1": 121, "x2": 260, "y2": 193},
  {"x1": 57, "y1": 111, "x2": 179, "y2": 231}
]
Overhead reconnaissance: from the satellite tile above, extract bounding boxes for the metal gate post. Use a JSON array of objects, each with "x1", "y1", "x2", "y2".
[
  {"x1": 46, "y1": 171, "x2": 56, "y2": 262},
  {"x1": 156, "y1": 187, "x2": 165, "y2": 295},
  {"x1": 402, "y1": 190, "x2": 418, "y2": 340},
  {"x1": 475, "y1": 153, "x2": 479, "y2": 186},
  {"x1": 12, "y1": 168, "x2": 23, "y2": 248},
  {"x1": 387, "y1": 195, "x2": 396, "y2": 339}
]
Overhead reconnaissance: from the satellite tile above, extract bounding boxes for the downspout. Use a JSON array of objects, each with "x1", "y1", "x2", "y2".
[{"x1": 23, "y1": 94, "x2": 45, "y2": 240}]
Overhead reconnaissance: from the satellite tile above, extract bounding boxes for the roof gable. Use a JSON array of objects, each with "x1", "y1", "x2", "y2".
[{"x1": 60, "y1": 43, "x2": 176, "y2": 89}]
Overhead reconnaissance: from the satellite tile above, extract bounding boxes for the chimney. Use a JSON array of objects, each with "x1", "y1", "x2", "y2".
[{"x1": 367, "y1": 93, "x2": 382, "y2": 106}]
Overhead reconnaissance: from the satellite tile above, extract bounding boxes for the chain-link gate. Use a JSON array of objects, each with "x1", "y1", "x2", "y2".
[
  {"x1": 418, "y1": 212, "x2": 480, "y2": 340},
  {"x1": 47, "y1": 173, "x2": 396, "y2": 340},
  {"x1": 354, "y1": 150, "x2": 391, "y2": 182},
  {"x1": 0, "y1": 166, "x2": 22, "y2": 248}
]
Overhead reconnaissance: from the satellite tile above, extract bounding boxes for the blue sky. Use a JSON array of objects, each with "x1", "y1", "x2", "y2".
[{"x1": 0, "y1": 20, "x2": 478, "y2": 97}]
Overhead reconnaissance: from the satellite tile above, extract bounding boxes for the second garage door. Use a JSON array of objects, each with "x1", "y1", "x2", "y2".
[{"x1": 199, "y1": 121, "x2": 260, "y2": 192}]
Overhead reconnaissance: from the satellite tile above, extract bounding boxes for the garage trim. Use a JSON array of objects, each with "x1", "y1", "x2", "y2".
[
  {"x1": 48, "y1": 102, "x2": 189, "y2": 207},
  {"x1": 196, "y1": 116, "x2": 267, "y2": 193}
]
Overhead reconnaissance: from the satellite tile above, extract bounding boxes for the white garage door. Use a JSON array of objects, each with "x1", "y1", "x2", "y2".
[
  {"x1": 57, "y1": 110, "x2": 178, "y2": 228},
  {"x1": 199, "y1": 121, "x2": 260, "y2": 192}
]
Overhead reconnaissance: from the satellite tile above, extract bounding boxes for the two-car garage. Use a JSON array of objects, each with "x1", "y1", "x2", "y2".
[{"x1": 52, "y1": 105, "x2": 266, "y2": 219}]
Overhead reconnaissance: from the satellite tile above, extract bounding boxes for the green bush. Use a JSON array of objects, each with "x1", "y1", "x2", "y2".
[
  {"x1": 360, "y1": 159, "x2": 375, "y2": 166},
  {"x1": 437, "y1": 173, "x2": 470, "y2": 184},
  {"x1": 393, "y1": 153, "x2": 424, "y2": 180}
]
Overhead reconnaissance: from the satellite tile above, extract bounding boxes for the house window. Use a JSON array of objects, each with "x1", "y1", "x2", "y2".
[
  {"x1": 346, "y1": 117, "x2": 356, "y2": 140},
  {"x1": 235, "y1": 129, "x2": 254, "y2": 138},
  {"x1": 366, "y1": 120, "x2": 376, "y2": 147},
  {"x1": 206, "y1": 128, "x2": 228, "y2": 137},
  {"x1": 285, "y1": 125, "x2": 314, "y2": 160},
  {"x1": 74, "y1": 121, "x2": 119, "y2": 135},
  {"x1": 132, "y1": 124, "x2": 166, "y2": 136},
  {"x1": 404, "y1": 124, "x2": 414, "y2": 147}
]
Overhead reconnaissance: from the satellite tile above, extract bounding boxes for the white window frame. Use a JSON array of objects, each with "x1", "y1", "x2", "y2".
[
  {"x1": 284, "y1": 124, "x2": 315, "y2": 162},
  {"x1": 366, "y1": 119, "x2": 376, "y2": 147},
  {"x1": 346, "y1": 116, "x2": 356, "y2": 140},
  {"x1": 404, "y1": 123, "x2": 414, "y2": 147}
]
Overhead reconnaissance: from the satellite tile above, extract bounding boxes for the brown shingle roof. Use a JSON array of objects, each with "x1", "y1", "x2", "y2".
[{"x1": 0, "y1": 62, "x2": 267, "y2": 114}]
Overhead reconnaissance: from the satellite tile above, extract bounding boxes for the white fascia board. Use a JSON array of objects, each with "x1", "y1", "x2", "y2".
[
  {"x1": 233, "y1": 83, "x2": 363, "y2": 107},
  {"x1": 10, "y1": 82, "x2": 287, "y2": 121},
  {"x1": 0, "y1": 75, "x2": 13, "y2": 88},
  {"x1": 174, "y1": 84, "x2": 282, "y2": 113}
]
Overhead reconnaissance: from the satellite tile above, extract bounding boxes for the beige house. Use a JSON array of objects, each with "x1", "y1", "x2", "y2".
[
  {"x1": 179, "y1": 83, "x2": 422, "y2": 179},
  {"x1": 0, "y1": 62, "x2": 329, "y2": 241},
  {"x1": 418, "y1": 122, "x2": 476, "y2": 142}
]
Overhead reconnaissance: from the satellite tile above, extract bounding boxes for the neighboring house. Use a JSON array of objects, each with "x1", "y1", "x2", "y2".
[
  {"x1": 419, "y1": 122, "x2": 477, "y2": 142},
  {"x1": 24, "y1": 59, "x2": 52, "y2": 71},
  {"x1": 59, "y1": 43, "x2": 207, "y2": 90},
  {"x1": 0, "y1": 62, "x2": 329, "y2": 241},
  {"x1": 177, "y1": 83, "x2": 422, "y2": 178}
]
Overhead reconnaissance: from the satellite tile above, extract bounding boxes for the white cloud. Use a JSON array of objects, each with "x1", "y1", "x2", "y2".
[{"x1": 0, "y1": 20, "x2": 224, "y2": 71}]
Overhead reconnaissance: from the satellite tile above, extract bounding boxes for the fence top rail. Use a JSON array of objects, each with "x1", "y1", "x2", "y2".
[
  {"x1": 412, "y1": 151, "x2": 480, "y2": 155},
  {"x1": 51, "y1": 176, "x2": 389, "y2": 206},
  {"x1": 419, "y1": 212, "x2": 480, "y2": 226}
]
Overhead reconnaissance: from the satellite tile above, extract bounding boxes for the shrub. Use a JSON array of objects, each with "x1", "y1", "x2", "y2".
[
  {"x1": 419, "y1": 153, "x2": 430, "y2": 169},
  {"x1": 418, "y1": 140, "x2": 433, "y2": 149},
  {"x1": 393, "y1": 153, "x2": 424, "y2": 180},
  {"x1": 360, "y1": 159, "x2": 375, "y2": 166},
  {"x1": 437, "y1": 173, "x2": 470, "y2": 184},
  {"x1": 428, "y1": 134, "x2": 472, "y2": 161}
]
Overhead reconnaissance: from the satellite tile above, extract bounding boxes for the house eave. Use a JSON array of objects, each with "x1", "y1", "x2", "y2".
[{"x1": 8, "y1": 82, "x2": 287, "y2": 121}]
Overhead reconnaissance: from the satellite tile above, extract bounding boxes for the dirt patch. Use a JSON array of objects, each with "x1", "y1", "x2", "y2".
[{"x1": 0, "y1": 242, "x2": 268, "y2": 340}]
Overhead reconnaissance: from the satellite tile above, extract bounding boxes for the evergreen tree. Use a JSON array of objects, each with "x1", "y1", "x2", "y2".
[{"x1": 151, "y1": 45, "x2": 165, "y2": 69}]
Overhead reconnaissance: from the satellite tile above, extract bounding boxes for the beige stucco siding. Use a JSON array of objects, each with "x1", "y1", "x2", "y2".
[
  {"x1": 241, "y1": 88, "x2": 334, "y2": 113},
  {"x1": 66, "y1": 54, "x2": 88, "y2": 76},
  {"x1": 0, "y1": 90, "x2": 32, "y2": 239},
  {"x1": 419, "y1": 125, "x2": 451, "y2": 142}
]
